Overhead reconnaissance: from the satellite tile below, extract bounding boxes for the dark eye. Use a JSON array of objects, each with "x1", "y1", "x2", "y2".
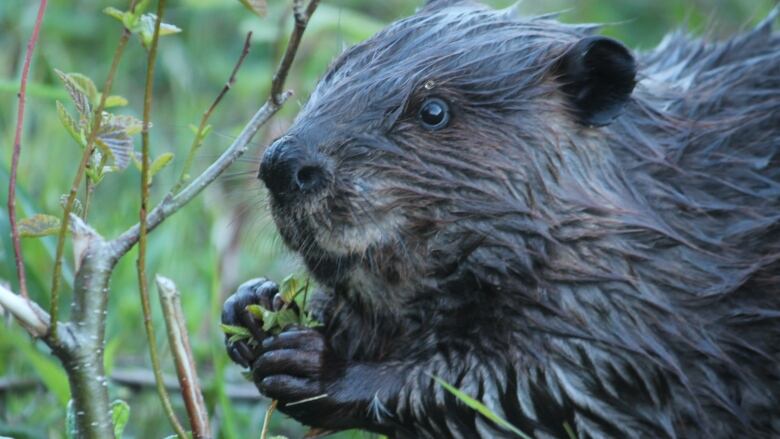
[{"x1": 418, "y1": 97, "x2": 450, "y2": 130}]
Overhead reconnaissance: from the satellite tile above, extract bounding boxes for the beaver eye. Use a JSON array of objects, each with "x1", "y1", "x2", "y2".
[{"x1": 418, "y1": 97, "x2": 450, "y2": 130}]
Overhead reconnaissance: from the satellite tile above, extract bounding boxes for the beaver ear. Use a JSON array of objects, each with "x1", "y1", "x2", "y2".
[{"x1": 557, "y1": 36, "x2": 637, "y2": 127}]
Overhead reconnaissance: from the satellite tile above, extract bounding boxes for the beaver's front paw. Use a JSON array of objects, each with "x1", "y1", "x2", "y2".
[
  {"x1": 252, "y1": 327, "x2": 351, "y2": 424},
  {"x1": 222, "y1": 278, "x2": 288, "y2": 367}
]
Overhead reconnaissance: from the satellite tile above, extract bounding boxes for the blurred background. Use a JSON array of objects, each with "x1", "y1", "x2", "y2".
[{"x1": 0, "y1": 0, "x2": 775, "y2": 437}]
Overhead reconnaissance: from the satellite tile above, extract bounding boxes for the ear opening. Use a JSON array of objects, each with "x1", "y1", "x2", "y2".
[{"x1": 557, "y1": 36, "x2": 637, "y2": 127}]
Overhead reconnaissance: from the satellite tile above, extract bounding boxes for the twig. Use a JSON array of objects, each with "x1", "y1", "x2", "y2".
[
  {"x1": 172, "y1": 31, "x2": 253, "y2": 194},
  {"x1": 156, "y1": 275, "x2": 212, "y2": 439},
  {"x1": 110, "y1": 0, "x2": 322, "y2": 259},
  {"x1": 8, "y1": 0, "x2": 48, "y2": 299},
  {"x1": 271, "y1": 0, "x2": 320, "y2": 105},
  {"x1": 137, "y1": 2, "x2": 188, "y2": 438},
  {"x1": 260, "y1": 399, "x2": 278, "y2": 439},
  {"x1": 49, "y1": 25, "x2": 133, "y2": 340},
  {"x1": 0, "y1": 283, "x2": 49, "y2": 337}
]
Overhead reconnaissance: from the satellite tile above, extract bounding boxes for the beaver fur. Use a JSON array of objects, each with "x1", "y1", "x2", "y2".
[{"x1": 223, "y1": 1, "x2": 780, "y2": 437}]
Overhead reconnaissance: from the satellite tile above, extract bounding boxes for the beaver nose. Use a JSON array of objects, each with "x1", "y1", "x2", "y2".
[{"x1": 259, "y1": 136, "x2": 328, "y2": 198}]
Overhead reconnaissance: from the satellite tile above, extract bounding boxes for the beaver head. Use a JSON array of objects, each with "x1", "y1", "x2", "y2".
[{"x1": 258, "y1": 1, "x2": 636, "y2": 306}]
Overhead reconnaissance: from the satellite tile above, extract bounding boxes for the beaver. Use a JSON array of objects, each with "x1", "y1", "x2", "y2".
[{"x1": 222, "y1": 1, "x2": 780, "y2": 437}]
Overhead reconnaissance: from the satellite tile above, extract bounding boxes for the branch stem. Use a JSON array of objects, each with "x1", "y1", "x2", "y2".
[
  {"x1": 8, "y1": 0, "x2": 48, "y2": 298},
  {"x1": 49, "y1": 25, "x2": 133, "y2": 339},
  {"x1": 137, "y1": 1, "x2": 188, "y2": 437}
]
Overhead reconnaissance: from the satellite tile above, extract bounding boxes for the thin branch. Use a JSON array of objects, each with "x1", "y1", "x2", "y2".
[
  {"x1": 0, "y1": 283, "x2": 50, "y2": 337},
  {"x1": 49, "y1": 26, "x2": 133, "y2": 339},
  {"x1": 137, "y1": 1, "x2": 188, "y2": 438},
  {"x1": 171, "y1": 31, "x2": 253, "y2": 194},
  {"x1": 111, "y1": 0, "x2": 322, "y2": 259},
  {"x1": 8, "y1": 0, "x2": 48, "y2": 299},
  {"x1": 260, "y1": 400, "x2": 279, "y2": 439},
  {"x1": 156, "y1": 275, "x2": 211, "y2": 439},
  {"x1": 271, "y1": 0, "x2": 320, "y2": 105}
]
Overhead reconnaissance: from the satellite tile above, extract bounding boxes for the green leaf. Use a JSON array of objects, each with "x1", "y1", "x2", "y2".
[
  {"x1": 19, "y1": 214, "x2": 61, "y2": 238},
  {"x1": 54, "y1": 69, "x2": 92, "y2": 117},
  {"x1": 220, "y1": 323, "x2": 250, "y2": 337},
  {"x1": 56, "y1": 101, "x2": 85, "y2": 146},
  {"x1": 67, "y1": 72, "x2": 99, "y2": 106},
  {"x1": 149, "y1": 152, "x2": 174, "y2": 180},
  {"x1": 103, "y1": 6, "x2": 126, "y2": 22},
  {"x1": 245, "y1": 304, "x2": 264, "y2": 320},
  {"x1": 96, "y1": 113, "x2": 143, "y2": 170},
  {"x1": 138, "y1": 13, "x2": 181, "y2": 49},
  {"x1": 433, "y1": 376, "x2": 532, "y2": 439},
  {"x1": 104, "y1": 95, "x2": 129, "y2": 108},
  {"x1": 279, "y1": 274, "x2": 300, "y2": 303},
  {"x1": 238, "y1": 0, "x2": 267, "y2": 16},
  {"x1": 111, "y1": 399, "x2": 131, "y2": 438}
]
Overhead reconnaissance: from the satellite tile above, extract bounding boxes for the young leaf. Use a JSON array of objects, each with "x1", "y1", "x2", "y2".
[
  {"x1": 111, "y1": 399, "x2": 131, "y2": 438},
  {"x1": 221, "y1": 324, "x2": 250, "y2": 337},
  {"x1": 433, "y1": 376, "x2": 532, "y2": 439},
  {"x1": 54, "y1": 69, "x2": 92, "y2": 118},
  {"x1": 246, "y1": 304, "x2": 265, "y2": 320},
  {"x1": 104, "y1": 95, "x2": 129, "y2": 108},
  {"x1": 138, "y1": 13, "x2": 182, "y2": 49},
  {"x1": 239, "y1": 0, "x2": 267, "y2": 16},
  {"x1": 67, "y1": 72, "x2": 99, "y2": 106},
  {"x1": 149, "y1": 152, "x2": 174, "y2": 180},
  {"x1": 96, "y1": 113, "x2": 143, "y2": 170},
  {"x1": 56, "y1": 101, "x2": 85, "y2": 146},
  {"x1": 19, "y1": 214, "x2": 62, "y2": 238}
]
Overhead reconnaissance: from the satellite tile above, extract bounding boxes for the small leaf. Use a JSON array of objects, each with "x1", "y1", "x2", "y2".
[
  {"x1": 275, "y1": 309, "x2": 298, "y2": 330},
  {"x1": 245, "y1": 304, "x2": 265, "y2": 320},
  {"x1": 54, "y1": 69, "x2": 92, "y2": 117},
  {"x1": 103, "y1": 6, "x2": 126, "y2": 21},
  {"x1": 279, "y1": 274, "x2": 300, "y2": 303},
  {"x1": 111, "y1": 399, "x2": 130, "y2": 438},
  {"x1": 96, "y1": 113, "x2": 143, "y2": 170},
  {"x1": 19, "y1": 214, "x2": 61, "y2": 238},
  {"x1": 433, "y1": 376, "x2": 532, "y2": 439},
  {"x1": 104, "y1": 95, "x2": 129, "y2": 108},
  {"x1": 67, "y1": 73, "x2": 99, "y2": 106},
  {"x1": 138, "y1": 14, "x2": 181, "y2": 49},
  {"x1": 59, "y1": 195, "x2": 83, "y2": 217},
  {"x1": 221, "y1": 324, "x2": 250, "y2": 337},
  {"x1": 56, "y1": 101, "x2": 84, "y2": 146},
  {"x1": 238, "y1": 0, "x2": 267, "y2": 16},
  {"x1": 149, "y1": 152, "x2": 174, "y2": 179}
]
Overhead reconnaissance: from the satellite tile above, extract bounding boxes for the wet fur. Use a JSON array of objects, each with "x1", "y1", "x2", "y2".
[{"x1": 262, "y1": 2, "x2": 780, "y2": 437}]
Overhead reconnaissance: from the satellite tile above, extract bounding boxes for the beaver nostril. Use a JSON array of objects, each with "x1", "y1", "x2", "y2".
[{"x1": 295, "y1": 165, "x2": 326, "y2": 192}]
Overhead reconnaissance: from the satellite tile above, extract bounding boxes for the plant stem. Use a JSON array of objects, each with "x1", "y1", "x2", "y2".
[
  {"x1": 156, "y1": 276, "x2": 212, "y2": 439},
  {"x1": 172, "y1": 31, "x2": 253, "y2": 194},
  {"x1": 49, "y1": 24, "x2": 133, "y2": 340},
  {"x1": 260, "y1": 400, "x2": 278, "y2": 439},
  {"x1": 8, "y1": 0, "x2": 48, "y2": 299},
  {"x1": 271, "y1": 0, "x2": 320, "y2": 105},
  {"x1": 137, "y1": 1, "x2": 188, "y2": 437}
]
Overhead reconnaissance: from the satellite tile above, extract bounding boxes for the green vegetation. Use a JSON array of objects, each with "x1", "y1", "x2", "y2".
[{"x1": 0, "y1": 0, "x2": 774, "y2": 437}]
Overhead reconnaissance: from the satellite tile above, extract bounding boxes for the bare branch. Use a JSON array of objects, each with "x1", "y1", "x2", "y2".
[
  {"x1": 156, "y1": 275, "x2": 212, "y2": 439},
  {"x1": 8, "y1": 0, "x2": 49, "y2": 299},
  {"x1": 271, "y1": 0, "x2": 320, "y2": 105},
  {"x1": 172, "y1": 31, "x2": 254, "y2": 194},
  {"x1": 111, "y1": 0, "x2": 321, "y2": 258}
]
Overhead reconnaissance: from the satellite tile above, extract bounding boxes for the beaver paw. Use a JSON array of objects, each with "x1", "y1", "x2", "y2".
[
  {"x1": 252, "y1": 327, "x2": 349, "y2": 424},
  {"x1": 222, "y1": 278, "x2": 290, "y2": 367}
]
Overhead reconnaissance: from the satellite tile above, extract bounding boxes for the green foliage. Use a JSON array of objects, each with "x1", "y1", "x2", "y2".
[
  {"x1": 111, "y1": 399, "x2": 131, "y2": 438},
  {"x1": 1, "y1": 0, "x2": 775, "y2": 438}
]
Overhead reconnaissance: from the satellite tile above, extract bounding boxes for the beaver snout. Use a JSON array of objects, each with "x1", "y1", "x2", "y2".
[{"x1": 259, "y1": 135, "x2": 329, "y2": 200}]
